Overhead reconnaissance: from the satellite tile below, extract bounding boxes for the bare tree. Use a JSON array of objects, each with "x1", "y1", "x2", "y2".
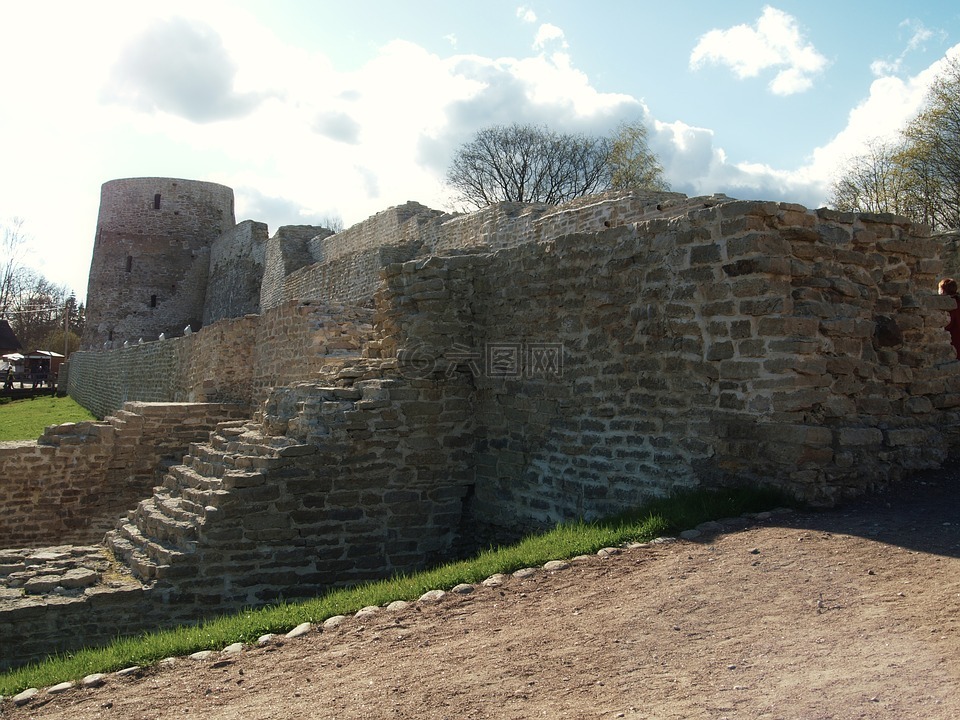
[
  {"x1": 319, "y1": 213, "x2": 344, "y2": 233},
  {"x1": 829, "y1": 139, "x2": 913, "y2": 215},
  {"x1": 9, "y1": 275, "x2": 73, "y2": 352},
  {"x1": 0, "y1": 217, "x2": 31, "y2": 318},
  {"x1": 446, "y1": 124, "x2": 613, "y2": 209}
]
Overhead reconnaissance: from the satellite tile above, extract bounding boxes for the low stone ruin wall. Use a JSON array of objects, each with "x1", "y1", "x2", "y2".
[
  {"x1": 66, "y1": 316, "x2": 257, "y2": 419},
  {"x1": 66, "y1": 302, "x2": 376, "y2": 419},
  {"x1": 0, "y1": 402, "x2": 246, "y2": 547},
  {"x1": 0, "y1": 579, "x2": 161, "y2": 672},
  {"x1": 0, "y1": 556, "x2": 203, "y2": 672},
  {"x1": 0, "y1": 372, "x2": 476, "y2": 670}
]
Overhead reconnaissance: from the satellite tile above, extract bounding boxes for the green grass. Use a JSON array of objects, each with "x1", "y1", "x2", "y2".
[
  {"x1": 0, "y1": 396, "x2": 96, "y2": 441},
  {"x1": 0, "y1": 485, "x2": 793, "y2": 696}
]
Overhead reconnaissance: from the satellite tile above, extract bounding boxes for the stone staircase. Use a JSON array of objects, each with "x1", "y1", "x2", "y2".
[
  {"x1": 71, "y1": 365, "x2": 473, "y2": 640},
  {"x1": 105, "y1": 420, "x2": 299, "y2": 583},
  {"x1": 102, "y1": 378, "x2": 382, "y2": 582}
]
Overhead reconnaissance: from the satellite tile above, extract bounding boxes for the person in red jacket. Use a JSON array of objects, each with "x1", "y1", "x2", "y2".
[{"x1": 939, "y1": 277, "x2": 960, "y2": 359}]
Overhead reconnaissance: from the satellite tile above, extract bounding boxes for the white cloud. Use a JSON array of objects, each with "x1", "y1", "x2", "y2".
[
  {"x1": 803, "y1": 51, "x2": 953, "y2": 190},
  {"x1": 103, "y1": 17, "x2": 272, "y2": 122},
  {"x1": 871, "y1": 19, "x2": 943, "y2": 76},
  {"x1": 533, "y1": 23, "x2": 567, "y2": 51},
  {"x1": 313, "y1": 112, "x2": 362, "y2": 145},
  {"x1": 648, "y1": 43, "x2": 960, "y2": 210},
  {"x1": 517, "y1": 7, "x2": 537, "y2": 23},
  {"x1": 649, "y1": 116, "x2": 826, "y2": 208},
  {"x1": 4, "y1": 0, "x2": 957, "y2": 302},
  {"x1": 690, "y1": 6, "x2": 827, "y2": 95},
  {"x1": 904, "y1": 20, "x2": 936, "y2": 52}
]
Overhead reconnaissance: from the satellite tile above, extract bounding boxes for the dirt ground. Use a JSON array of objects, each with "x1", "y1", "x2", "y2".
[{"x1": 3, "y1": 471, "x2": 959, "y2": 720}]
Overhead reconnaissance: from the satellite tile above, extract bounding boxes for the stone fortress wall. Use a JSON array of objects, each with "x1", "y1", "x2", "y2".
[
  {"x1": 3, "y1": 179, "x2": 960, "y2": 669},
  {"x1": 65, "y1": 184, "x2": 960, "y2": 527},
  {"x1": 939, "y1": 229, "x2": 960, "y2": 279},
  {"x1": 377, "y1": 202, "x2": 960, "y2": 535},
  {"x1": 203, "y1": 220, "x2": 268, "y2": 326}
]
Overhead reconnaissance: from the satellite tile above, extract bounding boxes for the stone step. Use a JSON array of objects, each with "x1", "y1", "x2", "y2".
[
  {"x1": 211, "y1": 423, "x2": 294, "y2": 451},
  {"x1": 165, "y1": 465, "x2": 224, "y2": 493},
  {"x1": 104, "y1": 531, "x2": 133, "y2": 559},
  {"x1": 133, "y1": 499, "x2": 199, "y2": 549},
  {"x1": 180, "y1": 485, "x2": 231, "y2": 510},
  {"x1": 187, "y1": 445, "x2": 286, "y2": 475},
  {"x1": 104, "y1": 532, "x2": 162, "y2": 581},
  {"x1": 115, "y1": 522, "x2": 190, "y2": 566},
  {"x1": 215, "y1": 420, "x2": 248, "y2": 435},
  {"x1": 219, "y1": 469, "x2": 269, "y2": 490},
  {"x1": 208, "y1": 433, "x2": 231, "y2": 452},
  {"x1": 230, "y1": 453, "x2": 287, "y2": 471},
  {"x1": 185, "y1": 445, "x2": 230, "y2": 476},
  {"x1": 189, "y1": 441, "x2": 231, "y2": 461},
  {"x1": 153, "y1": 489, "x2": 205, "y2": 524},
  {"x1": 210, "y1": 436, "x2": 280, "y2": 457}
]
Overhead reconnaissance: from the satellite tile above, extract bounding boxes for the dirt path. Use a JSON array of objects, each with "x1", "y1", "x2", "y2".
[{"x1": 3, "y1": 472, "x2": 960, "y2": 720}]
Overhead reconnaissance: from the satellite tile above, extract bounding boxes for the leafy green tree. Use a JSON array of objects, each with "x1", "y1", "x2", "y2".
[
  {"x1": 608, "y1": 120, "x2": 669, "y2": 192},
  {"x1": 900, "y1": 57, "x2": 960, "y2": 229},
  {"x1": 829, "y1": 57, "x2": 960, "y2": 231}
]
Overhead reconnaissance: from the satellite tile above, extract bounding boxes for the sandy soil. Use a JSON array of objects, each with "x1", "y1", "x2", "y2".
[{"x1": 3, "y1": 471, "x2": 959, "y2": 720}]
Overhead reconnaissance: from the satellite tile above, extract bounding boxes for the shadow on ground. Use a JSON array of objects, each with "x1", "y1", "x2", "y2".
[{"x1": 766, "y1": 466, "x2": 960, "y2": 559}]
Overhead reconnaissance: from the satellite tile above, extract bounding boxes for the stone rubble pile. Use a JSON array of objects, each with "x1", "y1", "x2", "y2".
[{"x1": 0, "y1": 545, "x2": 136, "y2": 606}]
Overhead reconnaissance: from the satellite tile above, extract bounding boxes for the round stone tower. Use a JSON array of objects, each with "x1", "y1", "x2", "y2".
[{"x1": 82, "y1": 177, "x2": 236, "y2": 349}]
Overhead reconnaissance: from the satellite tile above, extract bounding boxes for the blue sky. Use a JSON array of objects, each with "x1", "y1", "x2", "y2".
[{"x1": 2, "y1": 1, "x2": 960, "y2": 301}]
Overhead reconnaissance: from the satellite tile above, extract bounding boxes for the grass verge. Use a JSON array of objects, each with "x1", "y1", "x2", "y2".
[
  {"x1": 0, "y1": 485, "x2": 793, "y2": 696},
  {"x1": 0, "y1": 396, "x2": 96, "y2": 442}
]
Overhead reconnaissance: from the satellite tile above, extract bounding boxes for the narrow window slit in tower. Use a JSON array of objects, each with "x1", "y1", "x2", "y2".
[
  {"x1": 126, "y1": 256, "x2": 132, "y2": 272},
  {"x1": 150, "y1": 295, "x2": 157, "y2": 308},
  {"x1": 154, "y1": 194, "x2": 162, "y2": 209}
]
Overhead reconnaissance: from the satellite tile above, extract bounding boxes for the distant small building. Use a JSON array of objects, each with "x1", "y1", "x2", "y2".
[{"x1": 25, "y1": 350, "x2": 65, "y2": 387}]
